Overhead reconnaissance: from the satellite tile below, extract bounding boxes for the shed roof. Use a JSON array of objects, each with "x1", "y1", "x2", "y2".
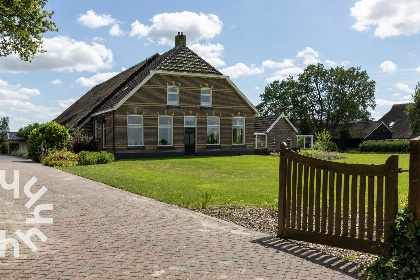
[{"x1": 7, "y1": 132, "x2": 26, "y2": 141}]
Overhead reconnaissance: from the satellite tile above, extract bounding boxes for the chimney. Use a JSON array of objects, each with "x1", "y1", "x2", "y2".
[
  {"x1": 277, "y1": 107, "x2": 284, "y2": 116},
  {"x1": 175, "y1": 32, "x2": 186, "y2": 47}
]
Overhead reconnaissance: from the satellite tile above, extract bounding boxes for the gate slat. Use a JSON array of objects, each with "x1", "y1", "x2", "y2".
[
  {"x1": 376, "y1": 176, "x2": 384, "y2": 241},
  {"x1": 367, "y1": 176, "x2": 375, "y2": 240},
  {"x1": 291, "y1": 161, "x2": 298, "y2": 228},
  {"x1": 328, "y1": 172, "x2": 335, "y2": 234},
  {"x1": 350, "y1": 175, "x2": 358, "y2": 237},
  {"x1": 285, "y1": 158, "x2": 292, "y2": 228},
  {"x1": 297, "y1": 164, "x2": 303, "y2": 229},
  {"x1": 343, "y1": 174, "x2": 350, "y2": 236},
  {"x1": 359, "y1": 176, "x2": 366, "y2": 239},
  {"x1": 321, "y1": 170, "x2": 328, "y2": 233},
  {"x1": 315, "y1": 168, "x2": 321, "y2": 232},
  {"x1": 308, "y1": 167, "x2": 315, "y2": 232},
  {"x1": 335, "y1": 173, "x2": 342, "y2": 235},
  {"x1": 302, "y1": 165, "x2": 309, "y2": 230}
]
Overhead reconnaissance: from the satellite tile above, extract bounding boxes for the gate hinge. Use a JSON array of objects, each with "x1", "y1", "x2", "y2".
[{"x1": 398, "y1": 168, "x2": 409, "y2": 173}]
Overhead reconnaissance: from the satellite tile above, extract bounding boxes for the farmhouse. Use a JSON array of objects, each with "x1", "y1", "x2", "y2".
[{"x1": 55, "y1": 33, "x2": 258, "y2": 159}]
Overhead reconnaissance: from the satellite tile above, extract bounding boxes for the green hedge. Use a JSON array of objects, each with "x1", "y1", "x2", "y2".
[
  {"x1": 0, "y1": 143, "x2": 7, "y2": 154},
  {"x1": 359, "y1": 140, "x2": 410, "y2": 153},
  {"x1": 8, "y1": 141, "x2": 19, "y2": 151},
  {"x1": 77, "y1": 151, "x2": 114, "y2": 166}
]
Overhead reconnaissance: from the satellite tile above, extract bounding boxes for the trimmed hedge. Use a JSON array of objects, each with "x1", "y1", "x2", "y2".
[
  {"x1": 77, "y1": 151, "x2": 114, "y2": 166},
  {"x1": 8, "y1": 141, "x2": 19, "y2": 151},
  {"x1": 0, "y1": 142, "x2": 7, "y2": 154},
  {"x1": 359, "y1": 140, "x2": 410, "y2": 153}
]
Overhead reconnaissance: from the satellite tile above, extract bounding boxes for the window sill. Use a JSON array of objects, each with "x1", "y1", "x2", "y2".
[
  {"x1": 127, "y1": 146, "x2": 146, "y2": 150},
  {"x1": 206, "y1": 145, "x2": 221, "y2": 149},
  {"x1": 166, "y1": 105, "x2": 181, "y2": 108},
  {"x1": 157, "y1": 146, "x2": 175, "y2": 149},
  {"x1": 231, "y1": 144, "x2": 246, "y2": 148},
  {"x1": 200, "y1": 106, "x2": 213, "y2": 109}
]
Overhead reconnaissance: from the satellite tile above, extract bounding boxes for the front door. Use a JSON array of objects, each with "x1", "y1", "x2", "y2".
[{"x1": 184, "y1": 127, "x2": 196, "y2": 155}]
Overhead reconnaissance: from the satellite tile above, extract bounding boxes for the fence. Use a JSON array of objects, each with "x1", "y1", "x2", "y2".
[{"x1": 277, "y1": 142, "x2": 399, "y2": 254}]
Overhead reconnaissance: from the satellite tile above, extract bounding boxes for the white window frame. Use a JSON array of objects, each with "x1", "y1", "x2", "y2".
[
  {"x1": 158, "y1": 116, "x2": 173, "y2": 146},
  {"x1": 296, "y1": 135, "x2": 313, "y2": 150},
  {"x1": 94, "y1": 119, "x2": 98, "y2": 139},
  {"x1": 254, "y1": 133, "x2": 267, "y2": 149},
  {"x1": 200, "y1": 87, "x2": 212, "y2": 107},
  {"x1": 232, "y1": 117, "x2": 245, "y2": 145},
  {"x1": 207, "y1": 117, "x2": 220, "y2": 145},
  {"x1": 127, "y1": 115, "x2": 143, "y2": 146},
  {"x1": 102, "y1": 123, "x2": 106, "y2": 149},
  {"x1": 167, "y1": 86, "x2": 179, "y2": 106},
  {"x1": 273, "y1": 137, "x2": 277, "y2": 146}
]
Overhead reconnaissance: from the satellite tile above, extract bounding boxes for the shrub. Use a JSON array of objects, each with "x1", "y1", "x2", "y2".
[
  {"x1": 27, "y1": 121, "x2": 70, "y2": 162},
  {"x1": 77, "y1": 151, "x2": 114, "y2": 166},
  {"x1": 365, "y1": 206, "x2": 420, "y2": 279},
  {"x1": 0, "y1": 142, "x2": 8, "y2": 154},
  {"x1": 16, "y1": 122, "x2": 40, "y2": 139},
  {"x1": 359, "y1": 140, "x2": 410, "y2": 153},
  {"x1": 41, "y1": 149, "x2": 78, "y2": 167},
  {"x1": 314, "y1": 129, "x2": 337, "y2": 152},
  {"x1": 8, "y1": 141, "x2": 19, "y2": 151},
  {"x1": 299, "y1": 149, "x2": 346, "y2": 160},
  {"x1": 68, "y1": 129, "x2": 97, "y2": 154},
  {"x1": 10, "y1": 148, "x2": 28, "y2": 159}
]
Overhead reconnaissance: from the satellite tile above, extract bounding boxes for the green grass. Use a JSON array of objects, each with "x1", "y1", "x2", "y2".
[{"x1": 59, "y1": 153, "x2": 409, "y2": 209}]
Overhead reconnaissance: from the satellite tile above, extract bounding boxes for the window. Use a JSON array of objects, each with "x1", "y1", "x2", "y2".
[
  {"x1": 286, "y1": 137, "x2": 291, "y2": 147},
  {"x1": 254, "y1": 133, "x2": 267, "y2": 149},
  {"x1": 127, "y1": 115, "x2": 143, "y2": 146},
  {"x1": 158, "y1": 116, "x2": 173, "y2": 146},
  {"x1": 201, "y1": 88, "x2": 212, "y2": 107},
  {"x1": 273, "y1": 137, "x2": 277, "y2": 146},
  {"x1": 232, "y1": 117, "x2": 245, "y2": 145},
  {"x1": 94, "y1": 119, "x2": 98, "y2": 139},
  {"x1": 102, "y1": 123, "x2": 106, "y2": 149},
  {"x1": 167, "y1": 86, "x2": 179, "y2": 106},
  {"x1": 207, "y1": 117, "x2": 220, "y2": 145}
]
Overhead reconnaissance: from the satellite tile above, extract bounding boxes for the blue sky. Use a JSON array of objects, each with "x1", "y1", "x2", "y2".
[{"x1": 1, "y1": 0, "x2": 420, "y2": 131}]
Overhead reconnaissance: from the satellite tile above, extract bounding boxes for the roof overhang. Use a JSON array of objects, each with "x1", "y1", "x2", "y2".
[{"x1": 266, "y1": 113, "x2": 299, "y2": 134}]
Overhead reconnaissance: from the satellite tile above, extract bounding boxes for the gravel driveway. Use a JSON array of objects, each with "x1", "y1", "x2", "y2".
[{"x1": 0, "y1": 155, "x2": 362, "y2": 279}]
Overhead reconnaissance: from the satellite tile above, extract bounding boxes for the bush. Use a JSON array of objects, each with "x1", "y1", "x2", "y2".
[
  {"x1": 359, "y1": 140, "x2": 410, "y2": 153},
  {"x1": 8, "y1": 141, "x2": 19, "y2": 151},
  {"x1": 299, "y1": 149, "x2": 346, "y2": 160},
  {"x1": 16, "y1": 122, "x2": 40, "y2": 139},
  {"x1": 41, "y1": 149, "x2": 78, "y2": 167},
  {"x1": 314, "y1": 129, "x2": 337, "y2": 152},
  {"x1": 68, "y1": 129, "x2": 97, "y2": 154},
  {"x1": 10, "y1": 148, "x2": 28, "y2": 159},
  {"x1": 365, "y1": 206, "x2": 420, "y2": 279},
  {"x1": 0, "y1": 142, "x2": 8, "y2": 154},
  {"x1": 77, "y1": 151, "x2": 114, "y2": 166},
  {"x1": 27, "y1": 121, "x2": 70, "y2": 162}
]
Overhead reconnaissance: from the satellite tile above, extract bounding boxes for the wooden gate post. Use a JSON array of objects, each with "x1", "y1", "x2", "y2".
[
  {"x1": 409, "y1": 136, "x2": 420, "y2": 220},
  {"x1": 277, "y1": 142, "x2": 287, "y2": 237}
]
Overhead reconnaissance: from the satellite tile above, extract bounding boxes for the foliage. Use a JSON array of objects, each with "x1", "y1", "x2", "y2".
[
  {"x1": 68, "y1": 129, "x2": 97, "y2": 154},
  {"x1": 0, "y1": 0, "x2": 58, "y2": 61},
  {"x1": 27, "y1": 121, "x2": 70, "y2": 162},
  {"x1": 365, "y1": 206, "x2": 420, "y2": 279},
  {"x1": 299, "y1": 149, "x2": 346, "y2": 160},
  {"x1": 10, "y1": 147, "x2": 28, "y2": 159},
  {"x1": 8, "y1": 141, "x2": 19, "y2": 151},
  {"x1": 257, "y1": 63, "x2": 376, "y2": 134},
  {"x1": 0, "y1": 142, "x2": 7, "y2": 154},
  {"x1": 41, "y1": 148, "x2": 78, "y2": 167},
  {"x1": 0, "y1": 116, "x2": 9, "y2": 142},
  {"x1": 16, "y1": 122, "x2": 40, "y2": 139},
  {"x1": 314, "y1": 129, "x2": 337, "y2": 152},
  {"x1": 405, "y1": 82, "x2": 420, "y2": 134},
  {"x1": 359, "y1": 140, "x2": 410, "y2": 153},
  {"x1": 77, "y1": 151, "x2": 114, "y2": 166}
]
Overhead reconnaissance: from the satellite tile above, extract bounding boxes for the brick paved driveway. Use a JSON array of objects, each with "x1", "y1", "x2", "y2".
[{"x1": 0, "y1": 155, "x2": 362, "y2": 279}]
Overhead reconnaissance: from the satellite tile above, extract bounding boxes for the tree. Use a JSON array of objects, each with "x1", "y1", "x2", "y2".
[
  {"x1": 405, "y1": 82, "x2": 420, "y2": 134},
  {"x1": 0, "y1": 116, "x2": 10, "y2": 141},
  {"x1": 257, "y1": 63, "x2": 376, "y2": 134},
  {"x1": 0, "y1": 0, "x2": 58, "y2": 61},
  {"x1": 16, "y1": 122, "x2": 40, "y2": 139}
]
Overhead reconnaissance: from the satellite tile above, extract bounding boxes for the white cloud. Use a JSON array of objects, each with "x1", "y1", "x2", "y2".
[
  {"x1": 296, "y1": 47, "x2": 321, "y2": 65},
  {"x1": 220, "y1": 63, "x2": 263, "y2": 79},
  {"x1": 265, "y1": 67, "x2": 304, "y2": 83},
  {"x1": 189, "y1": 43, "x2": 225, "y2": 67},
  {"x1": 109, "y1": 24, "x2": 126, "y2": 36},
  {"x1": 393, "y1": 93, "x2": 401, "y2": 97},
  {"x1": 0, "y1": 36, "x2": 113, "y2": 73},
  {"x1": 50, "y1": 79, "x2": 62, "y2": 85},
  {"x1": 324, "y1": 59, "x2": 337, "y2": 67},
  {"x1": 58, "y1": 98, "x2": 78, "y2": 110},
  {"x1": 416, "y1": 66, "x2": 420, "y2": 73},
  {"x1": 0, "y1": 79, "x2": 40, "y2": 100},
  {"x1": 376, "y1": 98, "x2": 411, "y2": 107},
  {"x1": 380, "y1": 61, "x2": 397, "y2": 72},
  {"x1": 351, "y1": 0, "x2": 420, "y2": 38},
  {"x1": 261, "y1": 59, "x2": 294, "y2": 69},
  {"x1": 93, "y1": 37, "x2": 105, "y2": 42},
  {"x1": 77, "y1": 10, "x2": 118, "y2": 29},
  {"x1": 254, "y1": 86, "x2": 260, "y2": 90},
  {"x1": 76, "y1": 72, "x2": 119, "y2": 89},
  {"x1": 130, "y1": 12, "x2": 223, "y2": 46},
  {"x1": 394, "y1": 82, "x2": 414, "y2": 93},
  {"x1": 0, "y1": 100, "x2": 60, "y2": 120}
]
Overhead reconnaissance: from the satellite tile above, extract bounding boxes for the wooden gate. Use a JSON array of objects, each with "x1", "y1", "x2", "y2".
[{"x1": 277, "y1": 143, "x2": 399, "y2": 254}]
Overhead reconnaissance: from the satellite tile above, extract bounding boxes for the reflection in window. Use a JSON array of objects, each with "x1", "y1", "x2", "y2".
[
  {"x1": 158, "y1": 116, "x2": 173, "y2": 146},
  {"x1": 207, "y1": 117, "x2": 220, "y2": 145},
  {"x1": 127, "y1": 115, "x2": 143, "y2": 146},
  {"x1": 232, "y1": 117, "x2": 245, "y2": 145}
]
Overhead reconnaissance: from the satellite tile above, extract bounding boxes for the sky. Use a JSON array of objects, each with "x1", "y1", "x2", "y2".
[{"x1": 1, "y1": 0, "x2": 420, "y2": 131}]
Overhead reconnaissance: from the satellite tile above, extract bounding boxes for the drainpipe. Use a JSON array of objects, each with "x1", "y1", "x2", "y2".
[{"x1": 112, "y1": 110, "x2": 115, "y2": 155}]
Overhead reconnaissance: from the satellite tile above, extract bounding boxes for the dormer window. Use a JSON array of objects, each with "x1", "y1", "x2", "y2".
[
  {"x1": 201, "y1": 88, "x2": 212, "y2": 107},
  {"x1": 167, "y1": 86, "x2": 179, "y2": 106}
]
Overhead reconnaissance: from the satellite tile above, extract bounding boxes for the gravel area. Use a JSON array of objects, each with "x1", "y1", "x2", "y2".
[{"x1": 197, "y1": 206, "x2": 377, "y2": 266}]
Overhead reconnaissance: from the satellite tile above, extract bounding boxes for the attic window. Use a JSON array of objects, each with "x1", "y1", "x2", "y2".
[
  {"x1": 167, "y1": 86, "x2": 179, "y2": 106},
  {"x1": 201, "y1": 88, "x2": 212, "y2": 107}
]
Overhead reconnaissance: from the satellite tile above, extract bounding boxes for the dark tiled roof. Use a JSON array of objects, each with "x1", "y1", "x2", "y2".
[
  {"x1": 254, "y1": 116, "x2": 279, "y2": 133},
  {"x1": 379, "y1": 103, "x2": 414, "y2": 139},
  {"x1": 332, "y1": 121, "x2": 384, "y2": 138},
  {"x1": 54, "y1": 46, "x2": 223, "y2": 128},
  {"x1": 7, "y1": 132, "x2": 25, "y2": 141}
]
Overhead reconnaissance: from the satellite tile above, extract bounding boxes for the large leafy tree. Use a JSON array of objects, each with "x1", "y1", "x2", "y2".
[
  {"x1": 405, "y1": 83, "x2": 420, "y2": 134},
  {"x1": 0, "y1": 116, "x2": 10, "y2": 141},
  {"x1": 16, "y1": 122, "x2": 40, "y2": 139},
  {"x1": 0, "y1": 0, "x2": 58, "y2": 61},
  {"x1": 257, "y1": 63, "x2": 376, "y2": 134}
]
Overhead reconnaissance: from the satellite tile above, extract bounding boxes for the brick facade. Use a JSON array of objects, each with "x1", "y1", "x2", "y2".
[
  {"x1": 93, "y1": 73, "x2": 256, "y2": 158},
  {"x1": 266, "y1": 118, "x2": 297, "y2": 150}
]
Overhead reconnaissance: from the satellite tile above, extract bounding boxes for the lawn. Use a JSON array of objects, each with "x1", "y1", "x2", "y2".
[{"x1": 60, "y1": 153, "x2": 410, "y2": 209}]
